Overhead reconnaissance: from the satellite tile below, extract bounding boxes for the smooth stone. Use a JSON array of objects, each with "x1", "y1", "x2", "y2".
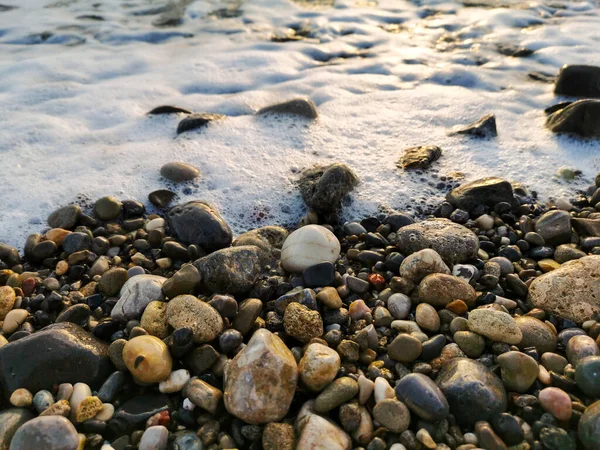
[
  {"x1": 161, "y1": 265, "x2": 201, "y2": 301},
  {"x1": 576, "y1": 356, "x2": 600, "y2": 396},
  {"x1": 0, "y1": 323, "x2": 109, "y2": 399},
  {"x1": 98, "y1": 268, "x2": 128, "y2": 297},
  {"x1": 395, "y1": 219, "x2": 479, "y2": 265},
  {"x1": 314, "y1": 377, "x2": 359, "y2": 413},
  {"x1": 415, "y1": 303, "x2": 440, "y2": 332},
  {"x1": 232, "y1": 225, "x2": 288, "y2": 263},
  {"x1": 299, "y1": 343, "x2": 340, "y2": 392},
  {"x1": 98, "y1": 372, "x2": 125, "y2": 403},
  {"x1": 96, "y1": 403, "x2": 115, "y2": 421},
  {"x1": 515, "y1": 316, "x2": 557, "y2": 354},
  {"x1": 172, "y1": 432, "x2": 203, "y2": 450},
  {"x1": 388, "y1": 334, "x2": 422, "y2": 363},
  {"x1": 109, "y1": 394, "x2": 170, "y2": 436},
  {"x1": 48, "y1": 205, "x2": 81, "y2": 229},
  {"x1": 94, "y1": 196, "x2": 122, "y2": 221},
  {"x1": 184, "y1": 343, "x2": 219, "y2": 374},
  {"x1": 33, "y1": 390, "x2": 55, "y2": 414},
  {"x1": 0, "y1": 408, "x2": 35, "y2": 449},
  {"x1": 468, "y1": 309, "x2": 523, "y2": 344},
  {"x1": 497, "y1": 351, "x2": 539, "y2": 393},
  {"x1": 9, "y1": 416, "x2": 79, "y2": 450},
  {"x1": 194, "y1": 246, "x2": 262, "y2": 296},
  {"x1": 447, "y1": 177, "x2": 515, "y2": 212},
  {"x1": 358, "y1": 375, "x2": 374, "y2": 404},
  {"x1": 316, "y1": 287, "x2": 343, "y2": 309},
  {"x1": 1, "y1": 309, "x2": 27, "y2": 335},
  {"x1": 399, "y1": 249, "x2": 450, "y2": 284},
  {"x1": 111, "y1": 275, "x2": 166, "y2": 322},
  {"x1": 258, "y1": 98, "x2": 318, "y2": 118},
  {"x1": 158, "y1": 369, "x2": 190, "y2": 394},
  {"x1": 160, "y1": 162, "x2": 199, "y2": 182},
  {"x1": 148, "y1": 189, "x2": 175, "y2": 207},
  {"x1": 398, "y1": 145, "x2": 442, "y2": 170},
  {"x1": 373, "y1": 377, "x2": 394, "y2": 404},
  {"x1": 280, "y1": 225, "x2": 340, "y2": 273},
  {"x1": 9, "y1": 388, "x2": 32, "y2": 407},
  {"x1": 232, "y1": 297, "x2": 262, "y2": 336},
  {"x1": 283, "y1": 302, "x2": 323, "y2": 343},
  {"x1": 69, "y1": 382, "x2": 91, "y2": 421},
  {"x1": 166, "y1": 295, "x2": 223, "y2": 344},
  {"x1": 579, "y1": 399, "x2": 600, "y2": 450},
  {"x1": 535, "y1": 210, "x2": 572, "y2": 246},
  {"x1": 176, "y1": 112, "x2": 225, "y2": 134},
  {"x1": 167, "y1": 201, "x2": 232, "y2": 252},
  {"x1": 140, "y1": 301, "x2": 169, "y2": 339},
  {"x1": 387, "y1": 293, "x2": 412, "y2": 319},
  {"x1": 303, "y1": 262, "x2": 335, "y2": 288},
  {"x1": 224, "y1": 329, "x2": 297, "y2": 424},
  {"x1": 546, "y1": 99, "x2": 600, "y2": 138},
  {"x1": 541, "y1": 353, "x2": 568, "y2": 374},
  {"x1": 0, "y1": 286, "x2": 16, "y2": 320},
  {"x1": 491, "y1": 413, "x2": 524, "y2": 447},
  {"x1": 453, "y1": 331, "x2": 486, "y2": 358},
  {"x1": 555, "y1": 64, "x2": 600, "y2": 97},
  {"x1": 436, "y1": 358, "x2": 507, "y2": 426},
  {"x1": 296, "y1": 401, "x2": 351, "y2": 450},
  {"x1": 529, "y1": 256, "x2": 600, "y2": 324},
  {"x1": 139, "y1": 425, "x2": 168, "y2": 450},
  {"x1": 395, "y1": 373, "x2": 449, "y2": 422},
  {"x1": 539, "y1": 387, "x2": 572, "y2": 421},
  {"x1": 373, "y1": 398, "x2": 410, "y2": 433},
  {"x1": 297, "y1": 163, "x2": 358, "y2": 216},
  {"x1": 419, "y1": 273, "x2": 477, "y2": 307},
  {"x1": 56, "y1": 383, "x2": 73, "y2": 401},
  {"x1": 184, "y1": 378, "x2": 223, "y2": 414},
  {"x1": 566, "y1": 335, "x2": 599, "y2": 367},
  {"x1": 474, "y1": 421, "x2": 507, "y2": 450},
  {"x1": 122, "y1": 335, "x2": 172, "y2": 384}
]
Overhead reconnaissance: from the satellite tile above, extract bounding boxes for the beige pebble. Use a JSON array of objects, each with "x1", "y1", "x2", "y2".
[
  {"x1": 415, "y1": 303, "x2": 440, "y2": 332},
  {"x1": 40, "y1": 399, "x2": 71, "y2": 417},
  {"x1": 538, "y1": 364, "x2": 551, "y2": 385},
  {"x1": 0, "y1": 286, "x2": 16, "y2": 320},
  {"x1": 2, "y1": 308, "x2": 28, "y2": 334},
  {"x1": 69, "y1": 383, "x2": 92, "y2": 421},
  {"x1": 57, "y1": 383, "x2": 74, "y2": 401},
  {"x1": 374, "y1": 377, "x2": 394, "y2": 404},
  {"x1": 10, "y1": 388, "x2": 33, "y2": 407},
  {"x1": 417, "y1": 428, "x2": 437, "y2": 449},
  {"x1": 0, "y1": 334, "x2": 8, "y2": 348},
  {"x1": 95, "y1": 403, "x2": 115, "y2": 421},
  {"x1": 56, "y1": 260, "x2": 69, "y2": 276}
]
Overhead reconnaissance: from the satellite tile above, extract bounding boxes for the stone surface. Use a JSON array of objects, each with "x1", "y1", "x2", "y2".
[
  {"x1": 387, "y1": 334, "x2": 422, "y2": 363},
  {"x1": 566, "y1": 335, "x2": 599, "y2": 367},
  {"x1": 535, "y1": 210, "x2": 572, "y2": 246},
  {"x1": 166, "y1": 295, "x2": 223, "y2": 344},
  {"x1": 515, "y1": 316, "x2": 557, "y2": 354},
  {"x1": 47, "y1": 205, "x2": 81, "y2": 230},
  {"x1": 98, "y1": 268, "x2": 128, "y2": 297},
  {"x1": 576, "y1": 356, "x2": 600, "y2": 397},
  {"x1": 528, "y1": 256, "x2": 600, "y2": 324},
  {"x1": 94, "y1": 196, "x2": 122, "y2": 221},
  {"x1": 194, "y1": 246, "x2": 262, "y2": 296},
  {"x1": 0, "y1": 408, "x2": 35, "y2": 449},
  {"x1": 373, "y1": 398, "x2": 410, "y2": 433},
  {"x1": 263, "y1": 422, "x2": 295, "y2": 450},
  {"x1": 139, "y1": 425, "x2": 168, "y2": 450},
  {"x1": 398, "y1": 145, "x2": 442, "y2": 170},
  {"x1": 167, "y1": 201, "x2": 232, "y2": 252},
  {"x1": 539, "y1": 387, "x2": 572, "y2": 421},
  {"x1": 546, "y1": 99, "x2": 600, "y2": 138},
  {"x1": 436, "y1": 358, "x2": 507, "y2": 426},
  {"x1": 399, "y1": 249, "x2": 450, "y2": 283},
  {"x1": 140, "y1": 301, "x2": 169, "y2": 339},
  {"x1": 232, "y1": 226, "x2": 288, "y2": 262},
  {"x1": 296, "y1": 401, "x2": 351, "y2": 450},
  {"x1": 468, "y1": 308, "x2": 523, "y2": 344},
  {"x1": 299, "y1": 343, "x2": 340, "y2": 392},
  {"x1": 579, "y1": 399, "x2": 600, "y2": 450},
  {"x1": 224, "y1": 329, "x2": 297, "y2": 424},
  {"x1": 0, "y1": 286, "x2": 16, "y2": 320},
  {"x1": 451, "y1": 114, "x2": 497, "y2": 138},
  {"x1": 555, "y1": 64, "x2": 600, "y2": 97},
  {"x1": 283, "y1": 302, "x2": 323, "y2": 343},
  {"x1": 184, "y1": 378, "x2": 223, "y2": 414},
  {"x1": 280, "y1": 225, "x2": 341, "y2": 273},
  {"x1": 8, "y1": 416, "x2": 79, "y2": 450},
  {"x1": 161, "y1": 264, "x2": 201, "y2": 299},
  {"x1": 447, "y1": 177, "x2": 515, "y2": 212},
  {"x1": 395, "y1": 373, "x2": 449, "y2": 422},
  {"x1": 176, "y1": 113, "x2": 225, "y2": 134},
  {"x1": 497, "y1": 351, "x2": 539, "y2": 393},
  {"x1": 395, "y1": 219, "x2": 479, "y2": 265},
  {"x1": 111, "y1": 275, "x2": 166, "y2": 322},
  {"x1": 298, "y1": 164, "x2": 359, "y2": 216},
  {"x1": 0, "y1": 323, "x2": 109, "y2": 400},
  {"x1": 160, "y1": 162, "x2": 199, "y2": 182},
  {"x1": 122, "y1": 335, "x2": 173, "y2": 384},
  {"x1": 419, "y1": 273, "x2": 477, "y2": 307}
]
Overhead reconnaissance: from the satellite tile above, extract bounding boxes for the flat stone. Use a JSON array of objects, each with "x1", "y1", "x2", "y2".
[
  {"x1": 419, "y1": 273, "x2": 477, "y2": 307},
  {"x1": 398, "y1": 145, "x2": 442, "y2": 170},
  {"x1": 372, "y1": 398, "x2": 410, "y2": 433},
  {"x1": 111, "y1": 275, "x2": 166, "y2": 322},
  {"x1": 468, "y1": 308, "x2": 523, "y2": 344},
  {"x1": 314, "y1": 377, "x2": 358, "y2": 413},
  {"x1": 160, "y1": 162, "x2": 199, "y2": 182},
  {"x1": 387, "y1": 334, "x2": 422, "y2": 363},
  {"x1": 447, "y1": 177, "x2": 515, "y2": 212},
  {"x1": 535, "y1": 210, "x2": 572, "y2": 246},
  {"x1": 258, "y1": 98, "x2": 318, "y2": 118},
  {"x1": 47, "y1": 205, "x2": 81, "y2": 230},
  {"x1": 395, "y1": 373, "x2": 449, "y2": 422},
  {"x1": 497, "y1": 351, "x2": 539, "y2": 393},
  {"x1": 168, "y1": 201, "x2": 232, "y2": 252},
  {"x1": 184, "y1": 378, "x2": 222, "y2": 414},
  {"x1": 515, "y1": 316, "x2": 557, "y2": 354},
  {"x1": 450, "y1": 114, "x2": 497, "y2": 138},
  {"x1": 176, "y1": 113, "x2": 225, "y2": 134}
]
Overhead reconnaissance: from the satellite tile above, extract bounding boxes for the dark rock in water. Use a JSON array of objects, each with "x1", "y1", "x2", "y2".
[
  {"x1": 0, "y1": 323, "x2": 110, "y2": 401},
  {"x1": 194, "y1": 246, "x2": 262, "y2": 296},
  {"x1": 160, "y1": 161, "x2": 199, "y2": 182},
  {"x1": 107, "y1": 395, "x2": 171, "y2": 439},
  {"x1": 580, "y1": 399, "x2": 600, "y2": 449},
  {"x1": 148, "y1": 105, "x2": 192, "y2": 115},
  {"x1": 298, "y1": 163, "x2": 359, "y2": 218},
  {"x1": 47, "y1": 204, "x2": 81, "y2": 229},
  {"x1": 447, "y1": 177, "x2": 515, "y2": 212},
  {"x1": 436, "y1": 358, "x2": 507, "y2": 426},
  {"x1": 398, "y1": 145, "x2": 442, "y2": 170},
  {"x1": 8, "y1": 416, "x2": 79, "y2": 450},
  {"x1": 393, "y1": 218, "x2": 478, "y2": 265},
  {"x1": 546, "y1": 99, "x2": 600, "y2": 138},
  {"x1": 177, "y1": 113, "x2": 225, "y2": 134},
  {"x1": 149, "y1": 189, "x2": 176, "y2": 208},
  {"x1": 395, "y1": 373, "x2": 449, "y2": 422},
  {"x1": 0, "y1": 243, "x2": 20, "y2": 267},
  {"x1": 168, "y1": 201, "x2": 232, "y2": 252},
  {"x1": 62, "y1": 232, "x2": 91, "y2": 255},
  {"x1": 497, "y1": 44, "x2": 534, "y2": 57},
  {"x1": 257, "y1": 98, "x2": 318, "y2": 119},
  {"x1": 535, "y1": 210, "x2": 572, "y2": 245},
  {"x1": 544, "y1": 102, "x2": 573, "y2": 115},
  {"x1": 451, "y1": 114, "x2": 497, "y2": 138},
  {"x1": 0, "y1": 408, "x2": 35, "y2": 449},
  {"x1": 382, "y1": 213, "x2": 415, "y2": 231},
  {"x1": 554, "y1": 65, "x2": 600, "y2": 98}
]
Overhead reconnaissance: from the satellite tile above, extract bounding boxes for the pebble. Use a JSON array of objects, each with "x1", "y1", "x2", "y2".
[
  {"x1": 314, "y1": 377, "x2": 359, "y2": 413},
  {"x1": 388, "y1": 333, "x2": 422, "y2": 362},
  {"x1": 10, "y1": 388, "x2": 32, "y2": 407},
  {"x1": 299, "y1": 343, "x2": 340, "y2": 391},
  {"x1": 539, "y1": 387, "x2": 572, "y2": 421},
  {"x1": 373, "y1": 377, "x2": 395, "y2": 404},
  {"x1": 262, "y1": 422, "x2": 295, "y2": 450},
  {"x1": 575, "y1": 356, "x2": 600, "y2": 396},
  {"x1": 0, "y1": 286, "x2": 16, "y2": 320},
  {"x1": 160, "y1": 161, "x2": 199, "y2": 182},
  {"x1": 373, "y1": 398, "x2": 410, "y2": 433},
  {"x1": 387, "y1": 293, "x2": 412, "y2": 319},
  {"x1": 453, "y1": 331, "x2": 486, "y2": 357},
  {"x1": 283, "y1": 302, "x2": 324, "y2": 343},
  {"x1": 94, "y1": 196, "x2": 122, "y2": 221},
  {"x1": 139, "y1": 425, "x2": 168, "y2": 450},
  {"x1": 280, "y1": 225, "x2": 340, "y2": 273},
  {"x1": 158, "y1": 369, "x2": 190, "y2": 394},
  {"x1": 57, "y1": 383, "x2": 73, "y2": 401},
  {"x1": 415, "y1": 303, "x2": 440, "y2": 332},
  {"x1": 95, "y1": 403, "x2": 115, "y2": 421},
  {"x1": 418, "y1": 273, "x2": 477, "y2": 307},
  {"x1": 184, "y1": 378, "x2": 223, "y2": 414},
  {"x1": 75, "y1": 395, "x2": 103, "y2": 423},
  {"x1": 140, "y1": 301, "x2": 169, "y2": 339},
  {"x1": 579, "y1": 399, "x2": 600, "y2": 450},
  {"x1": 166, "y1": 295, "x2": 223, "y2": 343},
  {"x1": 566, "y1": 334, "x2": 600, "y2": 367},
  {"x1": 32, "y1": 390, "x2": 54, "y2": 414},
  {"x1": 468, "y1": 308, "x2": 523, "y2": 344},
  {"x1": 111, "y1": 274, "x2": 166, "y2": 322},
  {"x1": 515, "y1": 316, "x2": 557, "y2": 354},
  {"x1": 122, "y1": 335, "x2": 173, "y2": 383},
  {"x1": 399, "y1": 249, "x2": 450, "y2": 283},
  {"x1": 296, "y1": 401, "x2": 351, "y2": 450},
  {"x1": 47, "y1": 204, "x2": 81, "y2": 229},
  {"x1": 2, "y1": 309, "x2": 29, "y2": 334},
  {"x1": 358, "y1": 375, "x2": 374, "y2": 404},
  {"x1": 497, "y1": 351, "x2": 539, "y2": 393},
  {"x1": 39, "y1": 399, "x2": 70, "y2": 417},
  {"x1": 395, "y1": 373, "x2": 449, "y2": 421},
  {"x1": 417, "y1": 428, "x2": 437, "y2": 449},
  {"x1": 8, "y1": 416, "x2": 79, "y2": 450}
]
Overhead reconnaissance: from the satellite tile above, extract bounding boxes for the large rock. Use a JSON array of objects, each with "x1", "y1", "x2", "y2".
[
  {"x1": 436, "y1": 358, "x2": 507, "y2": 426},
  {"x1": 224, "y1": 329, "x2": 297, "y2": 424},
  {"x1": 167, "y1": 201, "x2": 232, "y2": 252},
  {"x1": 298, "y1": 164, "x2": 359, "y2": 217},
  {"x1": 0, "y1": 323, "x2": 110, "y2": 402},
  {"x1": 0, "y1": 243, "x2": 20, "y2": 268},
  {"x1": 579, "y1": 400, "x2": 600, "y2": 450},
  {"x1": 535, "y1": 210, "x2": 572, "y2": 246},
  {"x1": 546, "y1": 100, "x2": 600, "y2": 138},
  {"x1": 554, "y1": 65, "x2": 600, "y2": 98},
  {"x1": 394, "y1": 219, "x2": 479, "y2": 265},
  {"x1": 447, "y1": 177, "x2": 516, "y2": 212},
  {"x1": 9, "y1": 416, "x2": 79, "y2": 450},
  {"x1": 111, "y1": 275, "x2": 167, "y2": 322},
  {"x1": 194, "y1": 246, "x2": 262, "y2": 296},
  {"x1": 0, "y1": 408, "x2": 35, "y2": 449},
  {"x1": 295, "y1": 401, "x2": 352, "y2": 450},
  {"x1": 529, "y1": 256, "x2": 600, "y2": 324}
]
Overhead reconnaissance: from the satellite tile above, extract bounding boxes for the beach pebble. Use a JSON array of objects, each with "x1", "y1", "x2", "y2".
[
  {"x1": 515, "y1": 316, "x2": 557, "y2": 354},
  {"x1": 161, "y1": 264, "x2": 201, "y2": 299},
  {"x1": 166, "y1": 295, "x2": 223, "y2": 344},
  {"x1": 9, "y1": 416, "x2": 79, "y2": 450},
  {"x1": 388, "y1": 333, "x2": 422, "y2": 363},
  {"x1": 111, "y1": 274, "x2": 166, "y2": 322},
  {"x1": 453, "y1": 331, "x2": 486, "y2": 358},
  {"x1": 299, "y1": 343, "x2": 340, "y2": 391},
  {"x1": 74, "y1": 396, "x2": 103, "y2": 423},
  {"x1": 56, "y1": 383, "x2": 73, "y2": 401},
  {"x1": 39, "y1": 399, "x2": 71, "y2": 418},
  {"x1": 94, "y1": 196, "x2": 122, "y2": 221},
  {"x1": 262, "y1": 422, "x2": 295, "y2": 450},
  {"x1": 387, "y1": 293, "x2": 411, "y2": 319},
  {"x1": 283, "y1": 302, "x2": 323, "y2": 343},
  {"x1": 32, "y1": 390, "x2": 54, "y2": 414},
  {"x1": 296, "y1": 402, "x2": 351, "y2": 450},
  {"x1": 140, "y1": 301, "x2": 169, "y2": 339},
  {"x1": 280, "y1": 225, "x2": 340, "y2": 273},
  {"x1": 497, "y1": 351, "x2": 539, "y2": 393},
  {"x1": 468, "y1": 308, "x2": 523, "y2": 344},
  {"x1": 399, "y1": 249, "x2": 450, "y2": 283},
  {"x1": 2, "y1": 309, "x2": 28, "y2": 334},
  {"x1": 139, "y1": 425, "x2": 168, "y2": 450},
  {"x1": 415, "y1": 303, "x2": 440, "y2": 332},
  {"x1": 395, "y1": 373, "x2": 449, "y2": 421},
  {"x1": 48, "y1": 205, "x2": 81, "y2": 229},
  {"x1": 373, "y1": 398, "x2": 410, "y2": 433},
  {"x1": 184, "y1": 378, "x2": 223, "y2": 414},
  {"x1": 160, "y1": 161, "x2": 199, "y2": 182},
  {"x1": 373, "y1": 377, "x2": 395, "y2": 404},
  {"x1": 168, "y1": 201, "x2": 232, "y2": 252},
  {"x1": 10, "y1": 388, "x2": 32, "y2": 407},
  {"x1": 419, "y1": 273, "x2": 477, "y2": 307},
  {"x1": 158, "y1": 369, "x2": 190, "y2": 394},
  {"x1": 0, "y1": 286, "x2": 16, "y2": 320},
  {"x1": 579, "y1": 399, "x2": 600, "y2": 449},
  {"x1": 358, "y1": 375, "x2": 374, "y2": 404},
  {"x1": 314, "y1": 377, "x2": 359, "y2": 413},
  {"x1": 123, "y1": 335, "x2": 173, "y2": 383},
  {"x1": 95, "y1": 403, "x2": 115, "y2": 421},
  {"x1": 316, "y1": 286, "x2": 342, "y2": 309},
  {"x1": 576, "y1": 356, "x2": 600, "y2": 396},
  {"x1": 539, "y1": 387, "x2": 572, "y2": 421},
  {"x1": 566, "y1": 334, "x2": 599, "y2": 367}
]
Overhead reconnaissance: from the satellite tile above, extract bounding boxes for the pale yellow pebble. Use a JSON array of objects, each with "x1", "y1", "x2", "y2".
[
  {"x1": 0, "y1": 286, "x2": 16, "y2": 320},
  {"x1": 477, "y1": 248, "x2": 489, "y2": 260},
  {"x1": 95, "y1": 403, "x2": 115, "y2": 421},
  {"x1": 40, "y1": 399, "x2": 71, "y2": 417},
  {"x1": 10, "y1": 388, "x2": 33, "y2": 407},
  {"x1": 77, "y1": 433, "x2": 86, "y2": 450},
  {"x1": 56, "y1": 260, "x2": 69, "y2": 276},
  {"x1": 2, "y1": 309, "x2": 29, "y2": 334},
  {"x1": 75, "y1": 396, "x2": 103, "y2": 423},
  {"x1": 0, "y1": 334, "x2": 8, "y2": 348},
  {"x1": 6, "y1": 273, "x2": 21, "y2": 288},
  {"x1": 538, "y1": 364, "x2": 551, "y2": 385},
  {"x1": 123, "y1": 335, "x2": 173, "y2": 383},
  {"x1": 538, "y1": 259, "x2": 561, "y2": 273},
  {"x1": 155, "y1": 258, "x2": 172, "y2": 269},
  {"x1": 416, "y1": 428, "x2": 437, "y2": 449},
  {"x1": 19, "y1": 272, "x2": 38, "y2": 281}
]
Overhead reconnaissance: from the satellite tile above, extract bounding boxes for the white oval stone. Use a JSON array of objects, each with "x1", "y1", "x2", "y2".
[
  {"x1": 96, "y1": 403, "x2": 115, "y2": 421},
  {"x1": 374, "y1": 377, "x2": 394, "y2": 404},
  {"x1": 69, "y1": 383, "x2": 92, "y2": 421},
  {"x1": 280, "y1": 225, "x2": 340, "y2": 273},
  {"x1": 139, "y1": 425, "x2": 168, "y2": 450},
  {"x1": 159, "y1": 369, "x2": 190, "y2": 394},
  {"x1": 146, "y1": 218, "x2": 165, "y2": 231}
]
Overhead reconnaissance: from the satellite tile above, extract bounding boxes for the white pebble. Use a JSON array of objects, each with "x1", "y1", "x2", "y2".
[
  {"x1": 146, "y1": 218, "x2": 165, "y2": 231},
  {"x1": 390, "y1": 445, "x2": 407, "y2": 450},
  {"x1": 182, "y1": 398, "x2": 196, "y2": 411},
  {"x1": 139, "y1": 425, "x2": 169, "y2": 450},
  {"x1": 57, "y1": 383, "x2": 73, "y2": 401},
  {"x1": 69, "y1": 383, "x2": 92, "y2": 421},
  {"x1": 556, "y1": 198, "x2": 573, "y2": 211},
  {"x1": 475, "y1": 214, "x2": 494, "y2": 231},
  {"x1": 95, "y1": 403, "x2": 115, "y2": 421},
  {"x1": 280, "y1": 225, "x2": 341, "y2": 273},
  {"x1": 358, "y1": 375, "x2": 374, "y2": 404},
  {"x1": 101, "y1": 445, "x2": 116, "y2": 450},
  {"x1": 373, "y1": 377, "x2": 394, "y2": 404},
  {"x1": 464, "y1": 432, "x2": 478, "y2": 445},
  {"x1": 158, "y1": 369, "x2": 190, "y2": 394}
]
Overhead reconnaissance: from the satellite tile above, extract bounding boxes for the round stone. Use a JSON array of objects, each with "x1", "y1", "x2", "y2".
[
  {"x1": 9, "y1": 416, "x2": 79, "y2": 450},
  {"x1": 418, "y1": 273, "x2": 477, "y2": 307},
  {"x1": 280, "y1": 225, "x2": 341, "y2": 273},
  {"x1": 372, "y1": 398, "x2": 410, "y2": 433},
  {"x1": 539, "y1": 387, "x2": 572, "y2": 421},
  {"x1": 299, "y1": 343, "x2": 341, "y2": 392},
  {"x1": 399, "y1": 249, "x2": 450, "y2": 284},
  {"x1": 47, "y1": 205, "x2": 81, "y2": 229},
  {"x1": 453, "y1": 331, "x2": 486, "y2": 358},
  {"x1": 415, "y1": 303, "x2": 440, "y2": 332},
  {"x1": 579, "y1": 400, "x2": 600, "y2": 450},
  {"x1": 576, "y1": 356, "x2": 600, "y2": 397},
  {"x1": 98, "y1": 268, "x2": 128, "y2": 297},
  {"x1": 515, "y1": 316, "x2": 557, "y2": 354},
  {"x1": 94, "y1": 196, "x2": 122, "y2": 221},
  {"x1": 10, "y1": 388, "x2": 32, "y2": 407},
  {"x1": 497, "y1": 351, "x2": 539, "y2": 393},
  {"x1": 2, "y1": 309, "x2": 29, "y2": 334},
  {"x1": 122, "y1": 335, "x2": 173, "y2": 383},
  {"x1": 158, "y1": 369, "x2": 190, "y2": 394},
  {"x1": 160, "y1": 162, "x2": 200, "y2": 182},
  {"x1": 387, "y1": 334, "x2": 422, "y2": 363},
  {"x1": 140, "y1": 301, "x2": 169, "y2": 339},
  {"x1": 283, "y1": 302, "x2": 324, "y2": 343},
  {"x1": 139, "y1": 425, "x2": 169, "y2": 450},
  {"x1": 566, "y1": 335, "x2": 599, "y2": 367},
  {"x1": 395, "y1": 373, "x2": 449, "y2": 422},
  {"x1": 468, "y1": 308, "x2": 523, "y2": 345},
  {"x1": 166, "y1": 295, "x2": 223, "y2": 344},
  {"x1": 387, "y1": 293, "x2": 412, "y2": 319}
]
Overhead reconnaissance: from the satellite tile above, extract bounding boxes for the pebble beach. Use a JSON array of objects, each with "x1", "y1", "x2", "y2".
[{"x1": 1, "y1": 1, "x2": 600, "y2": 450}]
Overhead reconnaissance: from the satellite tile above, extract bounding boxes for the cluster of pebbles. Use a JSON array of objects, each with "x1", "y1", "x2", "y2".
[{"x1": 1, "y1": 157, "x2": 600, "y2": 450}]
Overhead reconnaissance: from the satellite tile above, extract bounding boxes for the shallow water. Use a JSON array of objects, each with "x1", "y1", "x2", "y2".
[{"x1": 0, "y1": 0, "x2": 599, "y2": 248}]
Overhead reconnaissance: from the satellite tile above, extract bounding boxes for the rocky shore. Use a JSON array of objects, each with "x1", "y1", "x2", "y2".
[{"x1": 0, "y1": 154, "x2": 600, "y2": 450}]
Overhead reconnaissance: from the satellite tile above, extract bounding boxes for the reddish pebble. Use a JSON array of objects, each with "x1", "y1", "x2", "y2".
[
  {"x1": 539, "y1": 387, "x2": 572, "y2": 421},
  {"x1": 367, "y1": 273, "x2": 386, "y2": 290},
  {"x1": 157, "y1": 410, "x2": 170, "y2": 426},
  {"x1": 21, "y1": 278, "x2": 36, "y2": 296},
  {"x1": 446, "y1": 300, "x2": 468, "y2": 315}
]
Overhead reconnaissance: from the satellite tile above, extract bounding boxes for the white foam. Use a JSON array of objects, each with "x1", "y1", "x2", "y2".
[{"x1": 0, "y1": 0, "x2": 599, "y2": 249}]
